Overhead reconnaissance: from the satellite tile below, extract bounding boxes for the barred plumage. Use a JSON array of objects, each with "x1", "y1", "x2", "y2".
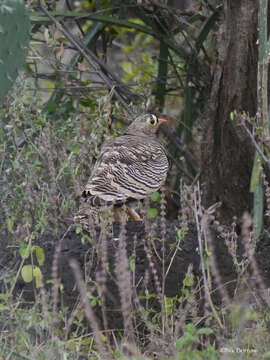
[{"x1": 80, "y1": 113, "x2": 169, "y2": 221}]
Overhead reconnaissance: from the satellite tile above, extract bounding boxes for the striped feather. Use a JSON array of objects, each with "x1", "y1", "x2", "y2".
[{"x1": 83, "y1": 134, "x2": 168, "y2": 204}]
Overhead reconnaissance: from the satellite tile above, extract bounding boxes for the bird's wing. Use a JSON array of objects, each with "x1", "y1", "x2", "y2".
[{"x1": 83, "y1": 135, "x2": 168, "y2": 202}]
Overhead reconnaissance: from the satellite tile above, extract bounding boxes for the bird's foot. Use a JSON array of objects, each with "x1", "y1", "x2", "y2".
[{"x1": 127, "y1": 207, "x2": 143, "y2": 221}]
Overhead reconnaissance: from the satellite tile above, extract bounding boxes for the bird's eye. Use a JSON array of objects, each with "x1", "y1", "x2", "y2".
[{"x1": 148, "y1": 114, "x2": 158, "y2": 126}]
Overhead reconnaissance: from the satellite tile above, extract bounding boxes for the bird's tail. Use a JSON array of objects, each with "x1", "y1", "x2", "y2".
[{"x1": 73, "y1": 199, "x2": 99, "y2": 232}]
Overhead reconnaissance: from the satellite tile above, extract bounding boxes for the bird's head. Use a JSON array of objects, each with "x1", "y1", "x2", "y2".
[{"x1": 125, "y1": 114, "x2": 168, "y2": 136}]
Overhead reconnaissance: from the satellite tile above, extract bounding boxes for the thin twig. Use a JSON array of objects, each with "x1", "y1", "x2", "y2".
[
  {"x1": 39, "y1": 2, "x2": 136, "y2": 116},
  {"x1": 193, "y1": 182, "x2": 224, "y2": 329},
  {"x1": 69, "y1": 259, "x2": 110, "y2": 359},
  {"x1": 241, "y1": 119, "x2": 270, "y2": 170},
  {"x1": 52, "y1": 225, "x2": 73, "y2": 329}
]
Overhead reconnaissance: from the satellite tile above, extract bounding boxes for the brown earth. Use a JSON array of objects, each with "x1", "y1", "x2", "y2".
[{"x1": 1, "y1": 220, "x2": 270, "y2": 330}]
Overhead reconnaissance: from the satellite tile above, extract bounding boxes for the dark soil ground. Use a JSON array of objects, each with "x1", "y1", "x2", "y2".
[{"x1": 1, "y1": 220, "x2": 270, "y2": 330}]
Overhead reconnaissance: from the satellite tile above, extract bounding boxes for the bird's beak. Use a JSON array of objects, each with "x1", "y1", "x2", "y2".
[{"x1": 159, "y1": 118, "x2": 168, "y2": 124}]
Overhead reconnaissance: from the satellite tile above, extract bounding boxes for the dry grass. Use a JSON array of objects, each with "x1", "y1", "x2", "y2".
[{"x1": 1, "y1": 83, "x2": 270, "y2": 360}]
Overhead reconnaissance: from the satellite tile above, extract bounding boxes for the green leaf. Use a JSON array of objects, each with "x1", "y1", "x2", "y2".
[
  {"x1": 75, "y1": 225, "x2": 82, "y2": 234},
  {"x1": 122, "y1": 61, "x2": 133, "y2": 74},
  {"x1": 7, "y1": 218, "x2": 14, "y2": 232},
  {"x1": 71, "y1": 143, "x2": 80, "y2": 154},
  {"x1": 21, "y1": 265, "x2": 42, "y2": 288},
  {"x1": 0, "y1": 303, "x2": 9, "y2": 311},
  {"x1": 150, "y1": 192, "x2": 161, "y2": 202},
  {"x1": 183, "y1": 273, "x2": 194, "y2": 287},
  {"x1": 197, "y1": 327, "x2": 214, "y2": 335},
  {"x1": 176, "y1": 336, "x2": 185, "y2": 351},
  {"x1": 81, "y1": 234, "x2": 92, "y2": 244},
  {"x1": 0, "y1": 293, "x2": 9, "y2": 301},
  {"x1": 176, "y1": 227, "x2": 188, "y2": 241},
  {"x1": 34, "y1": 246, "x2": 45, "y2": 266},
  {"x1": 21, "y1": 265, "x2": 34, "y2": 283},
  {"x1": 19, "y1": 243, "x2": 30, "y2": 259},
  {"x1": 13, "y1": 160, "x2": 20, "y2": 169},
  {"x1": 186, "y1": 323, "x2": 196, "y2": 333},
  {"x1": 124, "y1": 45, "x2": 132, "y2": 54},
  {"x1": 33, "y1": 267, "x2": 42, "y2": 288},
  {"x1": 147, "y1": 207, "x2": 159, "y2": 219},
  {"x1": 141, "y1": 52, "x2": 151, "y2": 64}
]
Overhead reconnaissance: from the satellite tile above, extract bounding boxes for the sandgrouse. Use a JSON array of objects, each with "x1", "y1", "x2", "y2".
[{"x1": 78, "y1": 113, "x2": 169, "y2": 222}]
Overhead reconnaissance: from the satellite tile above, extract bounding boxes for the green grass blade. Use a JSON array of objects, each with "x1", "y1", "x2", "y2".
[
  {"x1": 251, "y1": 152, "x2": 264, "y2": 240},
  {"x1": 179, "y1": 6, "x2": 221, "y2": 142},
  {"x1": 31, "y1": 12, "x2": 154, "y2": 36},
  {"x1": 195, "y1": 6, "x2": 221, "y2": 54},
  {"x1": 253, "y1": 174, "x2": 264, "y2": 240},
  {"x1": 156, "y1": 40, "x2": 169, "y2": 110},
  {"x1": 31, "y1": 11, "x2": 191, "y2": 60}
]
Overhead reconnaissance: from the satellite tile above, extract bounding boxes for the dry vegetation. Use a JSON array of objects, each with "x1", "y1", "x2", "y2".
[{"x1": 1, "y1": 93, "x2": 270, "y2": 357}]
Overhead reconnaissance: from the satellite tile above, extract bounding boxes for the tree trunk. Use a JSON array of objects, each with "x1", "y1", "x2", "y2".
[{"x1": 201, "y1": 0, "x2": 258, "y2": 222}]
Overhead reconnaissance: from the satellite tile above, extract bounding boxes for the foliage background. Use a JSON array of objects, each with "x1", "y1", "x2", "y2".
[{"x1": 1, "y1": 0, "x2": 219, "y2": 237}]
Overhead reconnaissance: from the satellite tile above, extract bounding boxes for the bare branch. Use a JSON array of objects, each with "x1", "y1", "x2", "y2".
[
  {"x1": 240, "y1": 117, "x2": 270, "y2": 171},
  {"x1": 39, "y1": 3, "x2": 137, "y2": 116}
]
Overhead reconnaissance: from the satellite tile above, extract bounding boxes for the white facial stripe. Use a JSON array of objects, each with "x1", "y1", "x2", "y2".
[{"x1": 151, "y1": 114, "x2": 157, "y2": 122}]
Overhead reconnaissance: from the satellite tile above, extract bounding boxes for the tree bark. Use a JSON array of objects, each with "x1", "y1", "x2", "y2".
[{"x1": 201, "y1": 0, "x2": 258, "y2": 222}]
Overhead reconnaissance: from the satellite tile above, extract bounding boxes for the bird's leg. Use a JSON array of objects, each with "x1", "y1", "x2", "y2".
[
  {"x1": 127, "y1": 206, "x2": 143, "y2": 221},
  {"x1": 113, "y1": 206, "x2": 122, "y2": 222}
]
